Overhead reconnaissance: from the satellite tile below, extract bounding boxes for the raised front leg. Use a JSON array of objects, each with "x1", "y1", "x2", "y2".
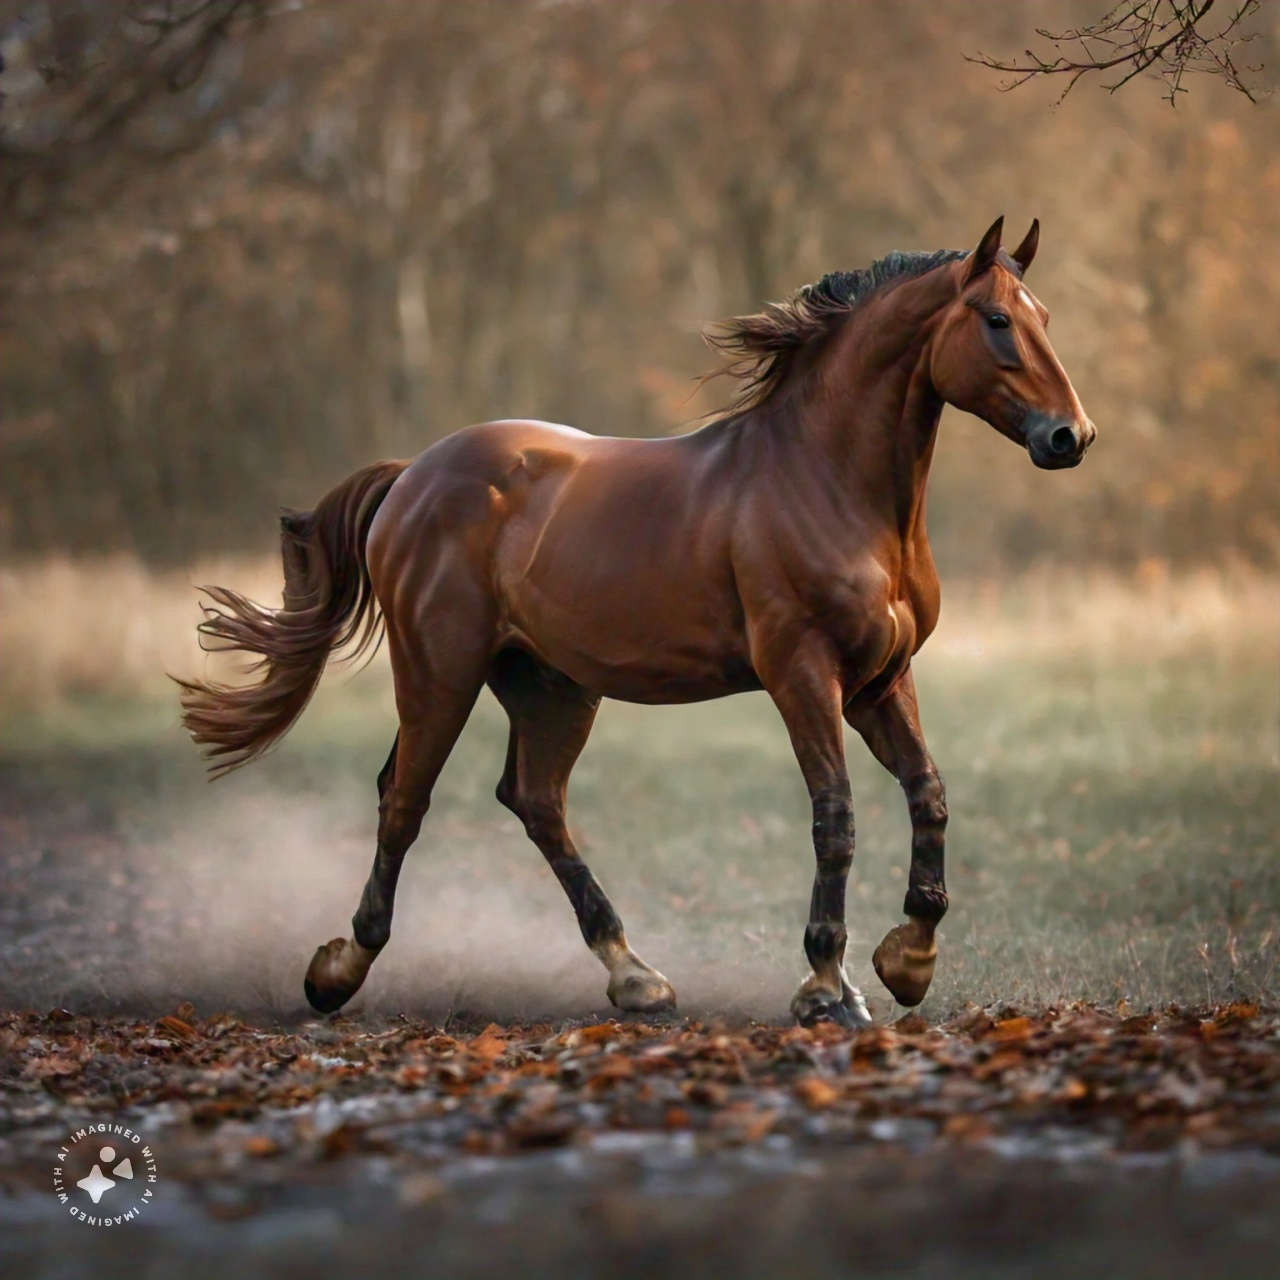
[
  {"x1": 761, "y1": 641, "x2": 871, "y2": 1029},
  {"x1": 847, "y1": 669, "x2": 948, "y2": 1007}
]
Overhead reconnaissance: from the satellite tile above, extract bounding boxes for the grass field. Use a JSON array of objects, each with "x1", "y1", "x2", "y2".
[{"x1": 0, "y1": 558, "x2": 1276, "y2": 1021}]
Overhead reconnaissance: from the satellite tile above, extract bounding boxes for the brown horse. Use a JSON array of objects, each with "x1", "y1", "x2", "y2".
[{"x1": 178, "y1": 217, "x2": 1094, "y2": 1027}]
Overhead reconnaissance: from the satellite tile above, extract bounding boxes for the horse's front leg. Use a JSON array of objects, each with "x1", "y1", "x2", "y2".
[
  {"x1": 847, "y1": 669, "x2": 947, "y2": 1008},
  {"x1": 762, "y1": 645, "x2": 871, "y2": 1029}
]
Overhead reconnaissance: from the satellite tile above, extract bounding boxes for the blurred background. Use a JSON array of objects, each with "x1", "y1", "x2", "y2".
[
  {"x1": 0, "y1": 1, "x2": 1276, "y2": 1021},
  {"x1": 1, "y1": 0, "x2": 1277, "y2": 569}
]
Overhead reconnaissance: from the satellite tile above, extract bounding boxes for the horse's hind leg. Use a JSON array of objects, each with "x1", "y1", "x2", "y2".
[
  {"x1": 488, "y1": 649, "x2": 675, "y2": 1014},
  {"x1": 304, "y1": 627, "x2": 488, "y2": 1014}
]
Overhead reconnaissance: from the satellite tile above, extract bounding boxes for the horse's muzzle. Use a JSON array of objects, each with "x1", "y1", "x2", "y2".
[{"x1": 1025, "y1": 413, "x2": 1096, "y2": 470}]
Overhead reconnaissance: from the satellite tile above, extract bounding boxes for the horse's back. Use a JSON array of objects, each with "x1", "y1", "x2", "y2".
[
  {"x1": 367, "y1": 418, "x2": 753, "y2": 700},
  {"x1": 373, "y1": 416, "x2": 729, "y2": 548}
]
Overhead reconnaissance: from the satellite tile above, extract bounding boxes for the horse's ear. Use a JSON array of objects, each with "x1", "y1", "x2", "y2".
[
  {"x1": 964, "y1": 216, "x2": 1004, "y2": 284},
  {"x1": 1011, "y1": 218, "x2": 1040, "y2": 275}
]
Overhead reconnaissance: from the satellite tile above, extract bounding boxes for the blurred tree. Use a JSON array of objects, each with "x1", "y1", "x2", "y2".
[
  {"x1": 0, "y1": 0, "x2": 267, "y2": 220},
  {"x1": 0, "y1": 1, "x2": 1275, "y2": 570}
]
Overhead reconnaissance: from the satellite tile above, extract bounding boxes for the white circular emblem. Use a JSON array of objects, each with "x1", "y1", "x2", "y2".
[{"x1": 52, "y1": 1123, "x2": 159, "y2": 1225}]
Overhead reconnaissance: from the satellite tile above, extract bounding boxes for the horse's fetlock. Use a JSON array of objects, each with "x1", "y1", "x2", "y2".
[
  {"x1": 803, "y1": 921, "x2": 848, "y2": 966},
  {"x1": 904, "y1": 883, "x2": 949, "y2": 922},
  {"x1": 352, "y1": 920, "x2": 390, "y2": 951},
  {"x1": 580, "y1": 899, "x2": 625, "y2": 949}
]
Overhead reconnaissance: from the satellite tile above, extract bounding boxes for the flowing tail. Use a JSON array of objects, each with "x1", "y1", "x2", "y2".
[{"x1": 176, "y1": 459, "x2": 409, "y2": 776}]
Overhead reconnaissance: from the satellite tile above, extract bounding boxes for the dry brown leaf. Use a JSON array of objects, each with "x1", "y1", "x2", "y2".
[
  {"x1": 1216, "y1": 1001, "x2": 1259, "y2": 1026},
  {"x1": 663, "y1": 1106, "x2": 692, "y2": 1129},
  {"x1": 850, "y1": 1027, "x2": 898, "y2": 1058},
  {"x1": 467, "y1": 1026, "x2": 509, "y2": 1062},
  {"x1": 683, "y1": 1078, "x2": 730, "y2": 1108},
  {"x1": 989, "y1": 1016, "x2": 1034, "y2": 1043},
  {"x1": 578, "y1": 1022, "x2": 623, "y2": 1044},
  {"x1": 942, "y1": 1113, "x2": 994, "y2": 1141},
  {"x1": 589, "y1": 1054, "x2": 635, "y2": 1082},
  {"x1": 25, "y1": 1055, "x2": 82, "y2": 1079},
  {"x1": 394, "y1": 1064, "x2": 429, "y2": 1090},
  {"x1": 1059, "y1": 1077, "x2": 1090, "y2": 1103},
  {"x1": 794, "y1": 1076, "x2": 841, "y2": 1110},
  {"x1": 155, "y1": 1015, "x2": 198, "y2": 1043}
]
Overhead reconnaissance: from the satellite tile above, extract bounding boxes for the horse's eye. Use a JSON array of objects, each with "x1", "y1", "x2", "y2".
[{"x1": 986, "y1": 313, "x2": 1011, "y2": 330}]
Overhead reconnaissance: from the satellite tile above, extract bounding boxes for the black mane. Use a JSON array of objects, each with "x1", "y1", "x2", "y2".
[{"x1": 704, "y1": 248, "x2": 967, "y2": 415}]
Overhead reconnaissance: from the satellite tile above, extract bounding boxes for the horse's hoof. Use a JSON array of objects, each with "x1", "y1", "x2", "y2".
[
  {"x1": 791, "y1": 982, "x2": 872, "y2": 1030},
  {"x1": 608, "y1": 969, "x2": 677, "y2": 1015},
  {"x1": 872, "y1": 923, "x2": 937, "y2": 1007},
  {"x1": 303, "y1": 975, "x2": 350, "y2": 1015},
  {"x1": 303, "y1": 937, "x2": 375, "y2": 1014}
]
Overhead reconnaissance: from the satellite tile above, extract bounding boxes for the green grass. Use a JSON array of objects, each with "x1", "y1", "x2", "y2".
[{"x1": 1, "y1": 570, "x2": 1276, "y2": 1021}]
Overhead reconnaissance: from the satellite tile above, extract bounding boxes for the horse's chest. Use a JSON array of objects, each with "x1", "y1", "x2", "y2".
[
  {"x1": 826, "y1": 585, "x2": 925, "y2": 699},
  {"x1": 857, "y1": 601, "x2": 914, "y2": 681}
]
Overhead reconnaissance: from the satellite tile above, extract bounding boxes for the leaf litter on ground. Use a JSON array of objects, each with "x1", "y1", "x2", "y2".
[{"x1": 1, "y1": 1001, "x2": 1277, "y2": 1191}]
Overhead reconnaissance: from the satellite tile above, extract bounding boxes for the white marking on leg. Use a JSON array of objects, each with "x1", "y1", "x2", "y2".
[{"x1": 592, "y1": 936, "x2": 676, "y2": 1013}]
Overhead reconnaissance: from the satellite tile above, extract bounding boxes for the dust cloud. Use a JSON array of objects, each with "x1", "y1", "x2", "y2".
[{"x1": 1, "y1": 709, "x2": 802, "y2": 1024}]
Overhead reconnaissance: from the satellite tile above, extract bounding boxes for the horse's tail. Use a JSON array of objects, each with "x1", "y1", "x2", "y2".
[{"x1": 175, "y1": 459, "x2": 409, "y2": 777}]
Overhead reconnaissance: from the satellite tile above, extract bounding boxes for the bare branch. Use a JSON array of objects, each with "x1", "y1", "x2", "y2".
[
  {"x1": 967, "y1": 0, "x2": 1265, "y2": 104},
  {"x1": 0, "y1": 0, "x2": 269, "y2": 218}
]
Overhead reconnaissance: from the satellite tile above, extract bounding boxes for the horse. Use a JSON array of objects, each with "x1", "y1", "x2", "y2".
[{"x1": 177, "y1": 216, "x2": 1095, "y2": 1027}]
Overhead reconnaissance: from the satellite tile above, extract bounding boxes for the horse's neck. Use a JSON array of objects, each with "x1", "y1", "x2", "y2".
[{"x1": 796, "y1": 293, "x2": 946, "y2": 547}]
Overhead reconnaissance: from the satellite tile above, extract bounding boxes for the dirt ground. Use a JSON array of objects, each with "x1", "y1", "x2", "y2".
[
  {"x1": 4, "y1": 1136, "x2": 1278, "y2": 1280},
  {"x1": 2, "y1": 1000, "x2": 1279, "y2": 1280}
]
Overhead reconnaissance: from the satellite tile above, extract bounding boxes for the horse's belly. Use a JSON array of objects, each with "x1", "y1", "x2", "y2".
[
  {"x1": 499, "y1": 602, "x2": 759, "y2": 704},
  {"x1": 497, "y1": 556, "x2": 756, "y2": 701},
  {"x1": 545, "y1": 655, "x2": 757, "y2": 704}
]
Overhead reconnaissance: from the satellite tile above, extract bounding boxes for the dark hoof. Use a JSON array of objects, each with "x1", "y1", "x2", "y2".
[
  {"x1": 303, "y1": 976, "x2": 350, "y2": 1015},
  {"x1": 303, "y1": 937, "x2": 373, "y2": 1014}
]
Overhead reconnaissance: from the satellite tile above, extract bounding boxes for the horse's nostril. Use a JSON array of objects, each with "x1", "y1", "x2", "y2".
[{"x1": 1050, "y1": 425, "x2": 1077, "y2": 455}]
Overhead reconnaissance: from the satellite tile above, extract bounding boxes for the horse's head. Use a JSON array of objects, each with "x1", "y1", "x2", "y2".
[{"x1": 930, "y1": 217, "x2": 1096, "y2": 470}]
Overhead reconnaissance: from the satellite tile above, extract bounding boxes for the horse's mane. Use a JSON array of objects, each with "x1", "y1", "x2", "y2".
[{"x1": 703, "y1": 248, "x2": 967, "y2": 416}]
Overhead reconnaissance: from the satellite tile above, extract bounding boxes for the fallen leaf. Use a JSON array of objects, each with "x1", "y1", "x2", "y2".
[
  {"x1": 794, "y1": 1076, "x2": 841, "y2": 1109},
  {"x1": 942, "y1": 1113, "x2": 993, "y2": 1141},
  {"x1": 25, "y1": 1055, "x2": 81, "y2": 1079},
  {"x1": 989, "y1": 1016, "x2": 1034, "y2": 1043},
  {"x1": 578, "y1": 1022, "x2": 623, "y2": 1044},
  {"x1": 467, "y1": 1027, "x2": 508, "y2": 1062},
  {"x1": 156, "y1": 1016, "x2": 198, "y2": 1044}
]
